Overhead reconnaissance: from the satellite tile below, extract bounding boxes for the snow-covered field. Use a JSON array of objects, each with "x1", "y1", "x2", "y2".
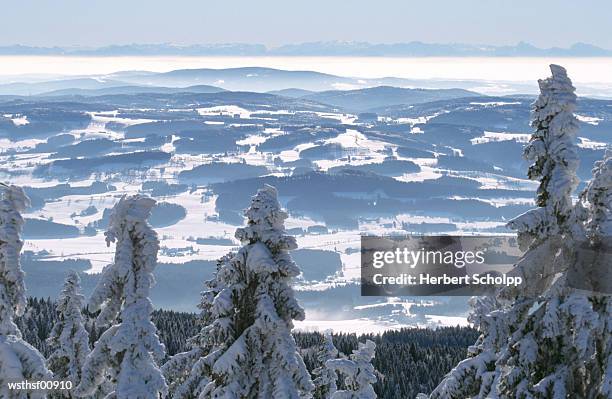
[{"x1": 2, "y1": 65, "x2": 610, "y2": 332}]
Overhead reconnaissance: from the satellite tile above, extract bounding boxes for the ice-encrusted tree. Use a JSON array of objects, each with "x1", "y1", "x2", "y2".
[
  {"x1": 312, "y1": 332, "x2": 339, "y2": 399},
  {"x1": 46, "y1": 271, "x2": 90, "y2": 398},
  {"x1": 576, "y1": 149, "x2": 612, "y2": 243},
  {"x1": 75, "y1": 195, "x2": 168, "y2": 399},
  {"x1": 161, "y1": 254, "x2": 231, "y2": 398},
  {"x1": 0, "y1": 183, "x2": 52, "y2": 399},
  {"x1": 326, "y1": 340, "x2": 377, "y2": 399},
  {"x1": 166, "y1": 184, "x2": 314, "y2": 398},
  {"x1": 0, "y1": 186, "x2": 51, "y2": 396},
  {"x1": 429, "y1": 66, "x2": 612, "y2": 398},
  {"x1": 507, "y1": 64, "x2": 579, "y2": 249}
]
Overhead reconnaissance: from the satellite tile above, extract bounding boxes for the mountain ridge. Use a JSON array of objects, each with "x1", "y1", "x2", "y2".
[
  {"x1": 1, "y1": 41, "x2": 611, "y2": 57},
  {"x1": 302, "y1": 86, "x2": 481, "y2": 112}
]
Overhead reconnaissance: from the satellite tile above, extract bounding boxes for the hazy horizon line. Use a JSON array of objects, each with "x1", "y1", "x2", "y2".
[{"x1": 2, "y1": 40, "x2": 612, "y2": 58}]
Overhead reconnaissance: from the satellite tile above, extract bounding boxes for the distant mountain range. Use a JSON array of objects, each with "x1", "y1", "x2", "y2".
[
  {"x1": 40, "y1": 84, "x2": 226, "y2": 97},
  {"x1": 111, "y1": 67, "x2": 353, "y2": 92},
  {"x1": 0, "y1": 67, "x2": 488, "y2": 105},
  {"x1": 0, "y1": 66, "x2": 608, "y2": 100},
  {"x1": 1, "y1": 41, "x2": 612, "y2": 57},
  {"x1": 0, "y1": 67, "x2": 487, "y2": 95},
  {"x1": 302, "y1": 86, "x2": 480, "y2": 112}
]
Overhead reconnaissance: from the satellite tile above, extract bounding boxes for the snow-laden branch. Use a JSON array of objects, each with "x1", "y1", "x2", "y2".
[
  {"x1": 46, "y1": 271, "x2": 91, "y2": 397},
  {"x1": 76, "y1": 195, "x2": 167, "y2": 399},
  {"x1": 163, "y1": 185, "x2": 313, "y2": 398},
  {"x1": 0, "y1": 184, "x2": 51, "y2": 399}
]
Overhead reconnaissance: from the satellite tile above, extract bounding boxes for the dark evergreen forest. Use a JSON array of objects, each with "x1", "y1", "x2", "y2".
[{"x1": 18, "y1": 297, "x2": 478, "y2": 399}]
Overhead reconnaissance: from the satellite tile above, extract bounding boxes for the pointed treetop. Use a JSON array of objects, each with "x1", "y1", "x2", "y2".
[
  {"x1": 59, "y1": 270, "x2": 82, "y2": 299},
  {"x1": 549, "y1": 64, "x2": 569, "y2": 80},
  {"x1": 540, "y1": 64, "x2": 574, "y2": 92},
  {"x1": 534, "y1": 64, "x2": 577, "y2": 117},
  {"x1": 235, "y1": 184, "x2": 296, "y2": 251},
  {"x1": 587, "y1": 148, "x2": 612, "y2": 190},
  {"x1": 65, "y1": 269, "x2": 80, "y2": 285},
  {"x1": 57, "y1": 270, "x2": 86, "y2": 312},
  {"x1": 0, "y1": 183, "x2": 30, "y2": 214},
  {"x1": 322, "y1": 330, "x2": 338, "y2": 358},
  {"x1": 105, "y1": 194, "x2": 156, "y2": 245}
]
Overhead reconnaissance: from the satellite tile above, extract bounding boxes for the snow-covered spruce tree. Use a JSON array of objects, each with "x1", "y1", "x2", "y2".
[
  {"x1": 577, "y1": 149, "x2": 612, "y2": 243},
  {"x1": 507, "y1": 63, "x2": 579, "y2": 249},
  {"x1": 312, "y1": 331, "x2": 339, "y2": 399},
  {"x1": 46, "y1": 271, "x2": 90, "y2": 398},
  {"x1": 429, "y1": 66, "x2": 612, "y2": 398},
  {"x1": 161, "y1": 254, "x2": 231, "y2": 398},
  {"x1": 75, "y1": 195, "x2": 168, "y2": 399},
  {"x1": 166, "y1": 184, "x2": 313, "y2": 398},
  {"x1": 0, "y1": 183, "x2": 52, "y2": 399},
  {"x1": 326, "y1": 340, "x2": 377, "y2": 399}
]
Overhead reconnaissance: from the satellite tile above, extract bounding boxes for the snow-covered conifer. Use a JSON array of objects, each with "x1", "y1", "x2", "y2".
[
  {"x1": 577, "y1": 149, "x2": 612, "y2": 243},
  {"x1": 161, "y1": 254, "x2": 231, "y2": 398},
  {"x1": 167, "y1": 184, "x2": 313, "y2": 398},
  {"x1": 0, "y1": 184, "x2": 29, "y2": 336},
  {"x1": 312, "y1": 331, "x2": 339, "y2": 399},
  {"x1": 75, "y1": 195, "x2": 167, "y2": 399},
  {"x1": 46, "y1": 271, "x2": 90, "y2": 398},
  {"x1": 326, "y1": 340, "x2": 377, "y2": 399},
  {"x1": 430, "y1": 66, "x2": 612, "y2": 399},
  {"x1": 507, "y1": 64, "x2": 579, "y2": 248},
  {"x1": 0, "y1": 183, "x2": 52, "y2": 399}
]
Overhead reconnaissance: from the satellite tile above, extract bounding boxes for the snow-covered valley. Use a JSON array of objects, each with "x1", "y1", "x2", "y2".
[{"x1": 1, "y1": 67, "x2": 611, "y2": 332}]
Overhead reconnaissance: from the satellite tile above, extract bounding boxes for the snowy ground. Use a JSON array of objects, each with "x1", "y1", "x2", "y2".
[
  {"x1": 6, "y1": 107, "x2": 528, "y2": 285},
  {"x1": 6, "y1": 95, "x2": 606, "y2": 332}
]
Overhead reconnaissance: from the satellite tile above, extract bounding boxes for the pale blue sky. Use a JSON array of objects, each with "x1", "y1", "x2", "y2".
[{"x1": 1, "y1": 0, "x2": 610, "y2": 48}]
